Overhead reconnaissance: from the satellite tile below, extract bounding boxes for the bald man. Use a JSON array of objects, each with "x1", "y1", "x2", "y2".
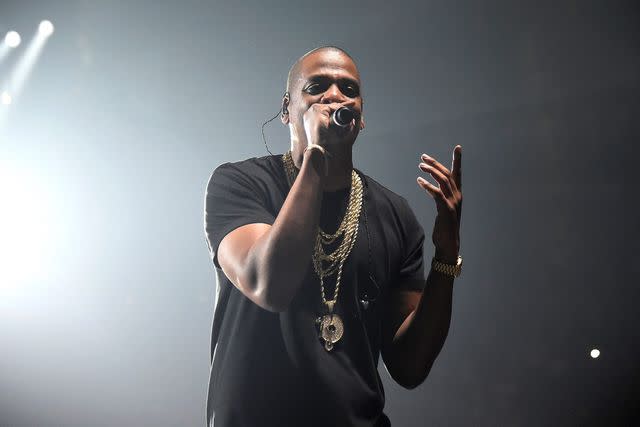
[{"x1": 204, "y1": 46, "x2": 463, "y2": 427}]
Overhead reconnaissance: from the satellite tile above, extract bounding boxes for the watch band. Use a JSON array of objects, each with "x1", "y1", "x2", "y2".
[{"x1": 431, "y1": 255, "x2": 463, "y2": 278}]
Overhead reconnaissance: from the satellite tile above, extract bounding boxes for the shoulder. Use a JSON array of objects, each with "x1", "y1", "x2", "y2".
[
  {"x1": 356, "y1": 168, "x2": 423, "y2": 242},
  {"x1": 207, "y1": 154, "x2": 282, "y2": 190},
  {"x1": 356, "y1": 169, "x2": 414, "y2": 214},
  {"x1": 210, "y1": 154, "x2": 281, "y2": 178}
]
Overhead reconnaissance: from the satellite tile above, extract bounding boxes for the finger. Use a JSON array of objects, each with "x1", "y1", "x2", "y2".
[
  {"x1": 315, "y1": 102, "x2": 346, "y2": 114},
  {"x1": 304, "y1": 106, "x2": 323, "y2": 122},
  {"x1": 419, "y1": 162, "x2": 454, "y2": 198},
  {"x1": 451, "y1": 145, "x2": 462, "y2": 191},
  {"x1": 307, "y1": 103, "x2": 331, "y2": 115},
  {"x1": 420, "y1": 153, "x2": 458, "y2": 193},
  {"x1": 417, "y1": 176, "x2": 445, "y2": 201},
  {"x1": 328, "y1": 102, "x2": 347, "y2": 111}
]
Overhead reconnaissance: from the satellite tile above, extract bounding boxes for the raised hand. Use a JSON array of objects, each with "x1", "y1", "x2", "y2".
[{"x1": 417, "y1": 145, "x2": 462, "y2": 263}]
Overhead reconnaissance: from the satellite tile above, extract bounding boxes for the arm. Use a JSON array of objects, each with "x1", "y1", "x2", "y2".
[
  {"x1": 217, "y1": 148, "x2": 326, "y2": 312},
  {"x1": 381, "y1": 260, "x2": 456, "y2": 389},
  {"x1": 383, "y1": 145, "x2": 463, "y2": 389}
]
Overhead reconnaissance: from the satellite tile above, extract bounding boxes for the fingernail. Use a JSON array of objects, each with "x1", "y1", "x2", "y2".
[{"x1": 421, "y1": 154, "x2": 431, "y2": 160}]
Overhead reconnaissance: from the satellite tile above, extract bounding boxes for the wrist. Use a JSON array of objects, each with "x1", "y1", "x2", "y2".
[
  {"x1": 431, "y1": 254, "x2": 463, "y2": 278},
  {"x1": 303, "y1": 144, "x2": 329, "y2": 177},
  {"x1": 434, "y1": 248, "x2": 459, "y2": 264}
]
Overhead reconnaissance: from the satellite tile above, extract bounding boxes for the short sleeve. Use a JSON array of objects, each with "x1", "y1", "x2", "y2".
[
  {"x1": 394, "y1": 198, "x2": 426, "y2": 291},
  {"x1": 204, "y1": 163, "x2": 276, "y2": 269}
]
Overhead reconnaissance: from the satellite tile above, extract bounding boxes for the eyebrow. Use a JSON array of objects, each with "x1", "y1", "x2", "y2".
[{"x1": 305, "y1": 74, "x2": 360, "y2": 88}]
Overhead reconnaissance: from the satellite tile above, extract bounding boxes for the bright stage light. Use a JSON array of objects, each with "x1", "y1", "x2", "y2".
[
  {"x1": 5, "y1": 31, "x2": 21, "y2": 48},
  {"x1": 1, "y1": 21, "x2": 53, "y2": 118},
  {"x1": 590, "y1": 348, "x2": 600, "y2": 359},
  {"x1": 39, "y1": 20, "x2": 54, "y2": 37},
  {"x1": 1, "y1": 91, "x2": 11, "y2": 105}
]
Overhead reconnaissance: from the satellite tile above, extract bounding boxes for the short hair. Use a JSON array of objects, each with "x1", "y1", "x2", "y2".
[{"x1": 285, "y1": 46, "x2": 356, "y2": 93}]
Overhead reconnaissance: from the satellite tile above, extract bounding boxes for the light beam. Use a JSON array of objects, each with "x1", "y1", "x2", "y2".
[{"x1": 0, "y1": 23, "x2": 55, "y2": 127}]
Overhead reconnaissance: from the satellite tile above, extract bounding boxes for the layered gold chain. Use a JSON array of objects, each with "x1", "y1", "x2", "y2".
[{"x1": 282, "y1": 150, "x2": 362, "y2": 313}]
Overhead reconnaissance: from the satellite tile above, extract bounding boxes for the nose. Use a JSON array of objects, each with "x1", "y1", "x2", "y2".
[{"x1": 321, "y1": 83, "x2": 346, "y2": 104}]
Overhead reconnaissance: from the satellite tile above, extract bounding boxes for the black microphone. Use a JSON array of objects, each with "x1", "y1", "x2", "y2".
[{"x1": 332, "y1": 107, "x2": 355, "y2": 127}]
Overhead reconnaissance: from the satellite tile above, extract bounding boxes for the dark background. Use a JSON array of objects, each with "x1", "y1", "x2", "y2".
[{"x1": 0, "y1": 1, "x2": 638, "y2": 426}]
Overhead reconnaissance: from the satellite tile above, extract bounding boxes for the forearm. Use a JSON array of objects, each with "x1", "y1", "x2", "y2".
[
  {"x1": 249, "y1": 149, "x2": 325, "y2": 311},
  {"x1": 389, "y1": 259, "x2": 455, "y2": 388}
]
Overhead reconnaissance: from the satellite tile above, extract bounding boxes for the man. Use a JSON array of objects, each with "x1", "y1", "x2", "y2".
[{"x1": 203, "y1": 46, "x2": 463, "y2": 427}]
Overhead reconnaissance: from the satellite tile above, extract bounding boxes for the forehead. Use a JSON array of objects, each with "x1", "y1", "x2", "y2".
[{"x1": 297, "y1": 50, "x2": 360, "y2": 83}]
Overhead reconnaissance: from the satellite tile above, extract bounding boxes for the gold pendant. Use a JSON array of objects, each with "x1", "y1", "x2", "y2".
[{"x1": 315, "y1": 313, "x2": 344, "y2": 352}]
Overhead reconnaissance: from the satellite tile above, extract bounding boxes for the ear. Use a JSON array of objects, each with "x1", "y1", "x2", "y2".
[{"x1": 280, "y1": 91, "x2": 290, "y2": 125}]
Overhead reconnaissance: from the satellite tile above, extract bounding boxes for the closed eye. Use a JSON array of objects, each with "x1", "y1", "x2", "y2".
[
  {"x1": 303, "y1": 80, "x2": 360, "y2": 97},
  {"x1": 304, "y1": 83, "x2": 325, "y2": 95},
  {"x1": 341, "y1": 84, "x2": 359, "y2": 97}
]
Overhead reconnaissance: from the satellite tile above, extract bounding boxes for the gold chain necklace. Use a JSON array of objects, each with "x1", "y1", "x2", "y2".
[{"x1": 282, "y1": 150, "x2": 363, "y2": 351}]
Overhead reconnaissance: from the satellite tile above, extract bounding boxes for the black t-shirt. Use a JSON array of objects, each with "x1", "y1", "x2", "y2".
[{"x1": 203, "y1": 154, "x2": 426, "y2": 427}]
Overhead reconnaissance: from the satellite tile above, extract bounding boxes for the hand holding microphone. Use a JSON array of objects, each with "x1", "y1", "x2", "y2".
[
  {"x1": 302, "y1": 103, "x2": 357, "y2": 177},
  {"x1": 303, "y1": 103, "x2": 356, "y2": 146}
]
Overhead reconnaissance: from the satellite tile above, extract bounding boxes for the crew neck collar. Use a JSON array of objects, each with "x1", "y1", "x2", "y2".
[{"x1": 276, "y1": 154, "x2": 368, "y2": 191}]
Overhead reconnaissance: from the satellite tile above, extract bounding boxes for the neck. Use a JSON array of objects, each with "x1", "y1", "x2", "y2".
[{"x1": 291, "y1": 142, "x2": 353, "y2": 192}]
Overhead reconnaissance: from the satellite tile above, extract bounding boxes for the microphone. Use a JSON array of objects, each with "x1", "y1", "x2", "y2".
[{"x1": 332, "y1": 107, "x2": 355, "y2": 127}]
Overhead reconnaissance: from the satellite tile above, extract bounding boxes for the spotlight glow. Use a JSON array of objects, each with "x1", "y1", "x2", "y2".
[
  {"x1": 39, "y1": 20, "x2": 54, "y2": 37},
  {"x1": 2, "y1": 22, "x2": 53, "y2": 112},
  {"x1": 0, "y1": 166, "x2": 53, "y2": 289},
  {"x1": 5, "y1": 31, "x2": 21, "y2": 48},
  {"x1": 590, "y1": 349, "x2": 600, "y2": 359},
  {"x1": 1, "y1": 91, "x2": 11, "y2": 105}
]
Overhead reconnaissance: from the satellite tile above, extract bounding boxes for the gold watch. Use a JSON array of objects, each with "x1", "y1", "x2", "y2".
[{"x1": 431, "y1": 255, "x2": 463, "y2": 278}]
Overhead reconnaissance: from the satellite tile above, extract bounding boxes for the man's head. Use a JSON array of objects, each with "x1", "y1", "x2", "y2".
[{"x1": 281, "y1": 46, "x2": 365, "y2": 144}]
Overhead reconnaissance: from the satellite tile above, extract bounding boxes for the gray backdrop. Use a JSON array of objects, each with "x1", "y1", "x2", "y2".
[{"x1": 1, "y1": 1, "x2": 638, "y2": 426}]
